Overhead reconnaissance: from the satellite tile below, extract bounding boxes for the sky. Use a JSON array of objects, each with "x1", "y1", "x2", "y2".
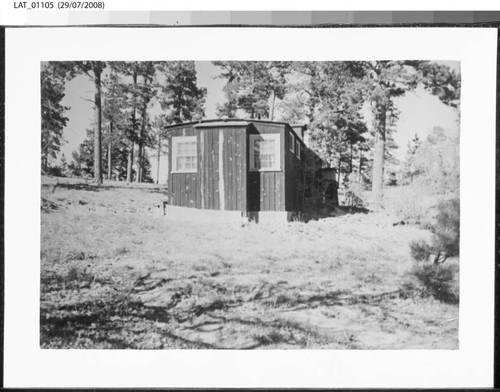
[{"x1": 58, "y1": 61, "x2": 460, "y2": 182}]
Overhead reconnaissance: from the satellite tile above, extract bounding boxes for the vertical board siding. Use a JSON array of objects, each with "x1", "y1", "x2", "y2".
[
  {"x1": 284, "y1": 125, "x2": 306, "y2": 212},
  {"x1": 250, "y1": 123, "x2": 286, "y2": 211},
  {"x1": 167, "y1": 121, "x2": 309, "y2": 213},
  {"x1": 167, "y1": 126, "x2": 201, "y2": 208},
  {"x1": 218, "y1": 130, "x2": 225, "y2": 210},
  {"x1": 199, "y1": 126, "x2": 246, "y2": 211},
  {"x1": 222, "y1": 127, "x2": 247, "y2": 211}
]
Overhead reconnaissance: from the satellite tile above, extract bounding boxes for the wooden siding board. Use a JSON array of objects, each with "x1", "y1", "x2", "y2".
[
  {"x1": 207, "y1": 129, "x2": 213, "y2": 209},
  {"x1": 218, "y1": 130, "x2": 225, "y2": 210},
  {"x1": 168, "y1": 135, "x2": 173, "y2": 203},
  {"x1": 181, "y1": 174, "x2": 186, "y2": 206},
  {"x1": 227, "y1": 129, "x2": 234, "y2": 210},
  {"x1": 276, "y1": 174, "x2": 283, "y2": 211},
  {"x1": 230, "y1": 129, "x2": 236, "y2": 210},
  {"x1": 268, "y1": 172, "x2": 281, "y2": 211},
  {"x1": 205, "y1": 129, "x2": 209, "y2": 209},
  {"x1": 212, "y1": 129, "x2": 217, "y2": 210},
  {"x1": 199, "y1": 130, "x2": 205, "y2": 209},
  {"x1": 233, "y1": 129, "x2": 238, "y2": 210},
  {"x1": 261, "y1": 173, "x2": 266, "y2": 211},
  {"x1": 232, "y1": 129, "x2": 237, "y2": 210},
  {"x1": 206, "y1": 129, "x2": 212, "y2": 209},
  {"x1": 185, "y1": 174, "x2": 189, "y2": 207},
  {"x1": 210, "y1": 129, "x2": 215, "y2": 210},
  {"x1": 213, "y1": 128, "x2": 217, "y2": 209},
  {"x1": 266, "y1": 173, "x2": 271, "y2": 211},
  {"x1": 193, "y1": 174, "x2": 198, "y2": 207},
  {"x1": 184, "y1": 175, "x2": 189, "y2": 206},
  {"x1": 241, "y1": 128, "x2": 247, "y2": 212},
  {"x1": 240, "y1": 134, "x2": 245, "y2": 210},
  {"x1": 225, "y1": 130, "x2": 232, "y2": 209}
]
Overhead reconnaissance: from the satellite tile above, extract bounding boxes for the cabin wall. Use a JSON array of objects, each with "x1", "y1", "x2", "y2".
[
  {"x1": 168, "y1": 125, "x2": 247, "y2": 211},
  {"x1": 248, "y1": 123, "x2": 286, "y2": 212},
  {"x1": 284, "y1": 125, "x2": 306, "y2": 211},
  {"x1": 168, "y1": 125, "x2": 201, "y2": 208},
  {"x1": 199, "y1": 126, "x2": 247, "y2": 211},
  {"x1": 167, "y1": 121, "x2": 309, "y2": 213}
]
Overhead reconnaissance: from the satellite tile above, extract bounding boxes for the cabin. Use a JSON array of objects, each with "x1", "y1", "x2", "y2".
[{"x1": 164, "y1": 118, "x2": 321, "y2": 220}]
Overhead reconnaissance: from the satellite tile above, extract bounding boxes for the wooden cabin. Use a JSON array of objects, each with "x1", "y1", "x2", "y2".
[{"x1": 165, "y1": 119, "x2": 320, "y2": 219}]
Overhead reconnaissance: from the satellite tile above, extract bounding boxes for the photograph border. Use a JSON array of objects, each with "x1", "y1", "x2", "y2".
[{"x1": 2, "y1": 24, "x2": 498, "y2": 388}]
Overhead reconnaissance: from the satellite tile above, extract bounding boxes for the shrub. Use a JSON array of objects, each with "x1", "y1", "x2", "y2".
[
  {"x1": 407, "y1": 197, "x2": 460, "y2": 303},
  {"x1": 385, "y1": 183, "x2": 429, "y2": 225},
  {"x1": 410, "y1": 262, "x2": 459, "y2": 304},
  {"x1": 433, "y1": 198, "x2": 460, "y2": 258},
  {"x1": 409, "y1": 239, "x2": 434, "y2": 262},
  {"x1": 409, "y1": 197, "x2": 460, "y2": 264},
  {"x1": 340, "y1": 176, "x2": 367, "y2": 208}
]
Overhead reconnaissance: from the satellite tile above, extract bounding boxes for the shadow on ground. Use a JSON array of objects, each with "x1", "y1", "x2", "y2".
[{"x1": 302, "y1": 205, "x2": 370, "y2": 222}]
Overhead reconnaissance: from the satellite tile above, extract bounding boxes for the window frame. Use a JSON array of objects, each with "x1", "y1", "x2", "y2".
[
  {"x1": 171, "y1": 135, "x2": 198, "y2": 174},
  {"x1": 249, "y1": 133, "x2": 281, "y2": 172},
  {"x1": 289, "y1": 131, "x2": 295, "y2": 153},
  {"x1": 296, "y1": 140, "x2": 301, "y2": 159}
]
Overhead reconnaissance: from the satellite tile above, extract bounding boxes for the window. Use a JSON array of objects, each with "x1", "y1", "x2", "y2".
[
  {"x1": 296, "y1": 140, "x2": 301, "y2": 159},
  {"x1": 290, "y1": 132, "x2": 295, "y2": 153},
  {"x1": 172, "y1": 136, "x2": 197, "y2": 173},
  {"x1": 250, "y1": 134, "x2": 281, "y2": 171}
]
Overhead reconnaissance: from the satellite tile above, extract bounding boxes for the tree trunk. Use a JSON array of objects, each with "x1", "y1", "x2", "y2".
[
  {"x1": 127, "y1": 142, "x2": 134, "y2": 183},
  {"x1": 156, "y1": 133, "x2": 161, "y2": 184},
  {"x1": 350, "y1": 141, "x2": 353, "y2": 173},
  {"x1": 136, "y1": 101, "x2": 147, "y2": 183},
  {"x1": 371, "y1": 103, "x2": 387, "y2": 210},
  {"x1": 269, "y1": 90, "x2": 275, "y2": 121},
  {"x1": 359, "y1": 150, "x2": 363, "y2": 182},
  {"x1": 126, "y1": 71, "x2": 138, "y2": 183},
  {"x1": 337, "y1": 158, "x2": 341, "y2": 184},
  {"x1": 107, "y1": 122, "x2": 113, "y2": 180},
  {"x1": 42, "y1": 150, "x2": 48, "y2": 173},
  {"x1": 93, "y1": 63, "x2": 103, "y2": 184}
]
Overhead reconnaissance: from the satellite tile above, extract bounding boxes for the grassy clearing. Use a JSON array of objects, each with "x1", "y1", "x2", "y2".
[{"x1": 40, "y1": 178, "x2": 458, "y2": 349}]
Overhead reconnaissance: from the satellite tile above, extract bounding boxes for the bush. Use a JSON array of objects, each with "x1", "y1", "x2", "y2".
[
  {"x1": 385, "y1": 184, "x2": 429, "y2": 225},
  {"x1": 406, "y1": 197, "x2": 460, "y2": 303},
  {"x1": 409, "y1": 239, "x2": 434, "y2": 262},
  {"x1": 433, "y1": 198, "x2": 460, "y2": 258},
  {"x1": 409, "y1": 197, "x2": 460, "y2": 264},
  {"x1": 410, "y1": 262, "x2": 459, "y2": 304},
  {"x1": 340, "y1": 176, "x2": 367, "y2": 208}
]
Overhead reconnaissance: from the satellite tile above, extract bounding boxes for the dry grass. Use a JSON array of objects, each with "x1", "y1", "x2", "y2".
[{"x1": 40, "y1": 177, "x2": 459, "y2": 349}]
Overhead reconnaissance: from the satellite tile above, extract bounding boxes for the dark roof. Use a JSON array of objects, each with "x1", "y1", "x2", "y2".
[
  {"x1": 164, "y1": 118, "x2": 296, "y2": 129},
  {"x1": 164, "y1": 118, "x2": 307, "y2": 143},
  {"x1": 194, "y1": 120, "x2": 250, "y2": 128}
]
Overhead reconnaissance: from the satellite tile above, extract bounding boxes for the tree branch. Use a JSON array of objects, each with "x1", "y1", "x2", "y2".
[{"x1": 80, "y1": 97, "x2": 95, "y2": 104}]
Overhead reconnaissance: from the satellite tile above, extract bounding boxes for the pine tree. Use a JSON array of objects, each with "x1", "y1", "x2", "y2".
[
  {"x1": 59, "y1": 61, "x2": 106, "y2": 184},
  {"x1": 157, "y1": 61, "x2": 207, "y2": 123},
  {"x1": 41, "y1": 62, "x2": 70, "y2": 173},
  {"x1": 359, "y1": 60, "x2": 460, "y2": 210},
  {"x1": 213, "y1": 61, "x2": 289, "y2": 119}
]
